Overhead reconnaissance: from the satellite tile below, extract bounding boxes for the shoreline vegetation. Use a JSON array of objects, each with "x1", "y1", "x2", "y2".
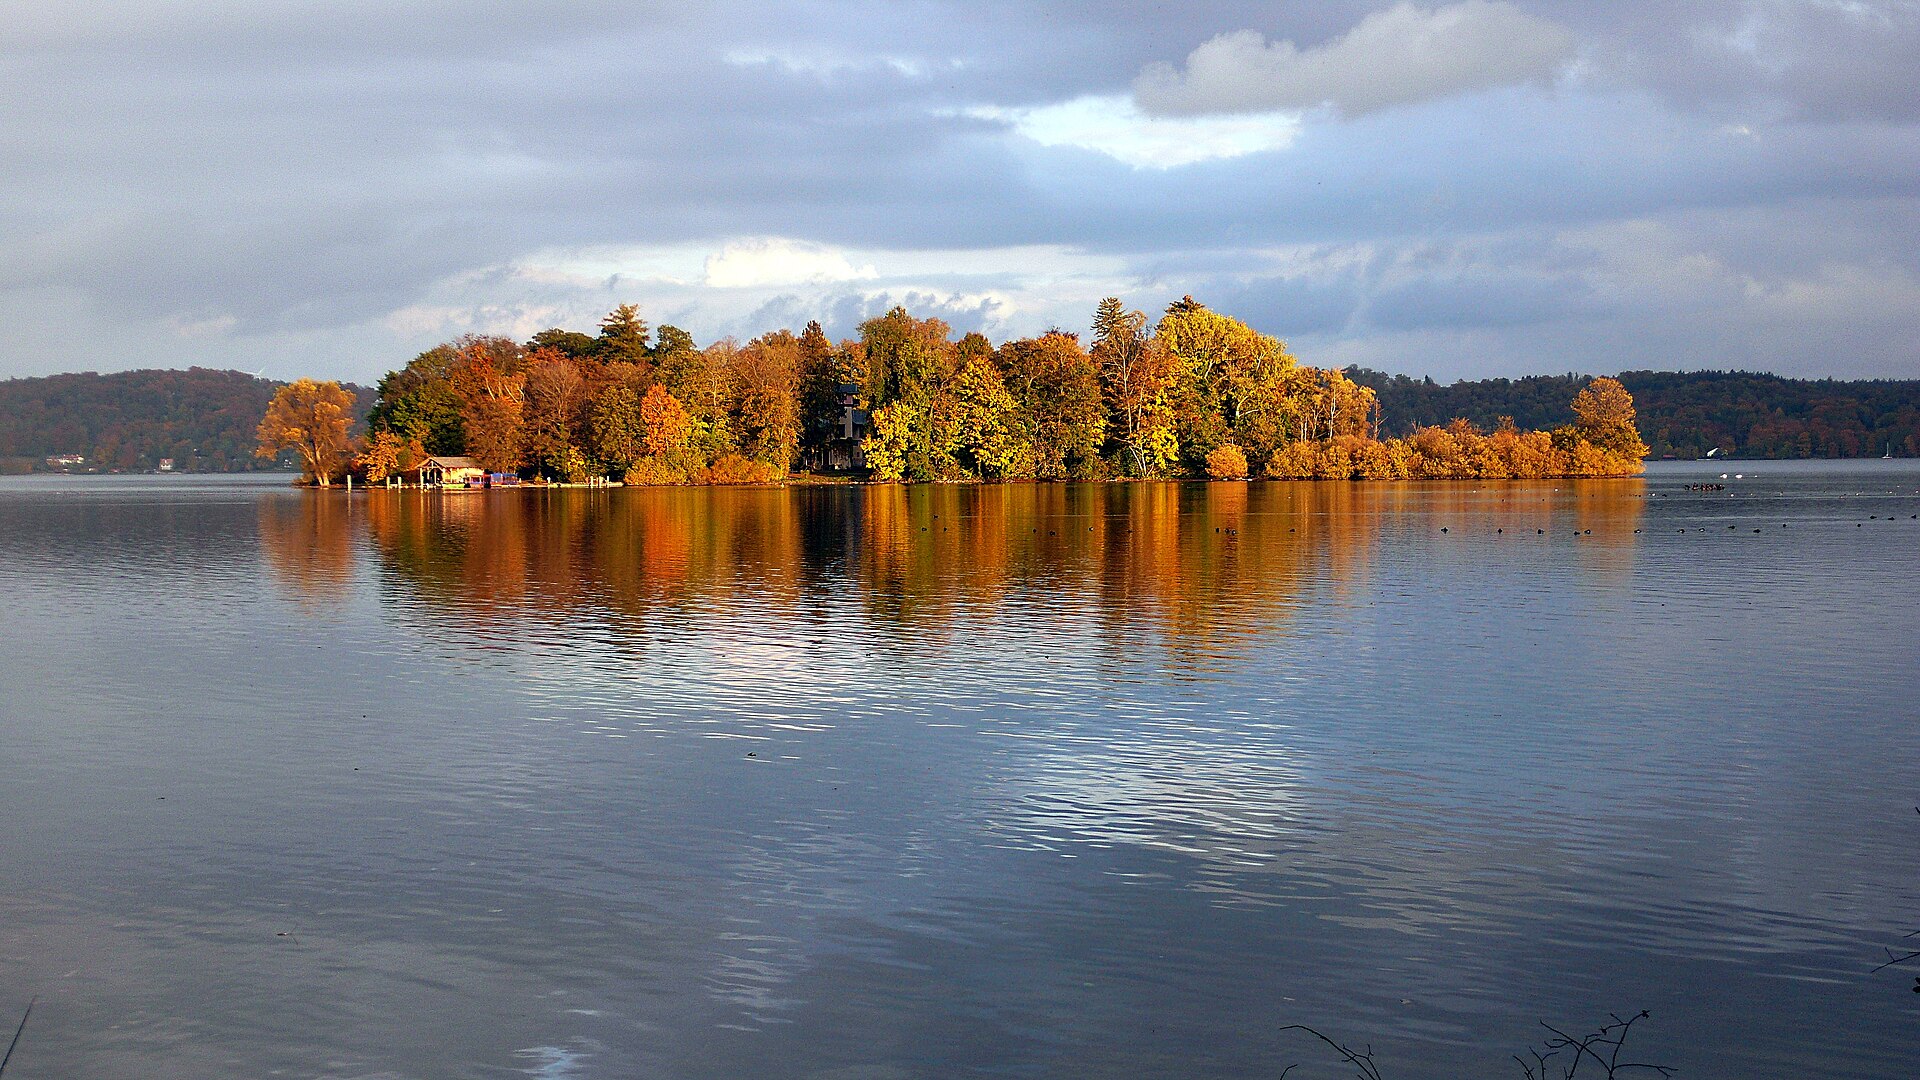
[{"x1": 257, "y1": 296, "x2": 1651, "y2": 487}]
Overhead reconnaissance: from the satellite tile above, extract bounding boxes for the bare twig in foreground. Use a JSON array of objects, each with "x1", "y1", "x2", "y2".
[{"x1": 0, "y1": 997, "x2": 36, "y2": 1079}]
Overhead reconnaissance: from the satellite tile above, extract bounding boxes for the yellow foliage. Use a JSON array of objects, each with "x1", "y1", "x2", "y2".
[
  {"x1": 1205, "y1": 443, "x2": 1249, "y2": 479},
  {"x1": 697, "y1": 453, "x2": 781, "y2": 485},
  {"x1": 622, "y1": 457, "x2": 688, "y2": 486}
]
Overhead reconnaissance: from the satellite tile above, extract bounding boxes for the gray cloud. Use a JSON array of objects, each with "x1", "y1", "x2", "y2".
[
  {"x1": 1572, "y1": 0, "x2": 1920, "y2": 124},
  {"x1": 1134, "y1": 2, "x2": 1575, "y2": 117},
  {"x1": 0, "y1": 1, "x2": 1915, "y2": 384}
]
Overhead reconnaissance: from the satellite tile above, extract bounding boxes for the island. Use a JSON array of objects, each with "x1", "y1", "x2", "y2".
[{"x1": 257, "y1": 296, "x2": 1651, "y2": 487}]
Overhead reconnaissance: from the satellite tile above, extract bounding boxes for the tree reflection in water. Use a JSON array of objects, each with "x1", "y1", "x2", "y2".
[{"x1": 260, "y1": 481, "x2": 1643, "y2": 672}]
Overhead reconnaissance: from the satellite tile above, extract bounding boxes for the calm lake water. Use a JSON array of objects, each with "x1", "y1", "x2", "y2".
[{"x1": 1, "y1": 462, "x2": 1917, "y2": 1079}]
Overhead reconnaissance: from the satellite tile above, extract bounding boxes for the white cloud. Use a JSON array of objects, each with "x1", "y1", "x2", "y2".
[
  {"x1": 703, "y1": 238, "x2": 879, "y2": 289},
  {"x1": 965, "y1": 94, "x2": 1298, "y2": 168},
  {"x1": 722, "y1": 45, "x2": 952, "y2": 80},
  {"x1": 1134, "y1": 1, "x2": 1576, "y2": 118}
]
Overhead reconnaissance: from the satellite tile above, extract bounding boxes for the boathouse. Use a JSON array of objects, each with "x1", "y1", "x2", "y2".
[{"x1": 409, "y1": 456, "x2": 486, "y2": 487}]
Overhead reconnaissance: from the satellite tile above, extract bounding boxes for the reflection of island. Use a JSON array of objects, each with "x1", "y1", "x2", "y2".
[{"x1": 254, "y1": 481, "x2": 1643, "y2": 665}]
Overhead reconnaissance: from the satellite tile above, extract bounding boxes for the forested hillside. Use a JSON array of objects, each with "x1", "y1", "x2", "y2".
[
  {"x1": 0, "y1": 368, "x2": 373, "y2": 472},
  {"x1": 1346, "y1": 368, "x2": 1920, "y2": 458}
]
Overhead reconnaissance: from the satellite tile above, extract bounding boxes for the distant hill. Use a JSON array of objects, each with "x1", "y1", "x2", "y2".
[
  {"x1": 1346, "y1": 368, "x2": 1920, "y2": 459},
  {"x1": 0, "y1": 368, "x2": 374, "y2": 473}
]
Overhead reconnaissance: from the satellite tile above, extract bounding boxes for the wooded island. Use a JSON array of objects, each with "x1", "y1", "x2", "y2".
[{"x1": 257, "y1": 297, "x2": 1648, "y2": 486}]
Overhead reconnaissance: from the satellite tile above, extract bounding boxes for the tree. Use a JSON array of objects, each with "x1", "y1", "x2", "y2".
[
  {"x1": 945, "y1": 350, "x2": 1029, "y2": 478},
  {"x1": 639, "y1": 385, "x2": 692, "y2": 457},
  {"x1": 357, "y1": 429, "x2": 421, "y2": 483},
  {"x1": 521, "y1": 352, "x2": 589, "y2": 479},
  {"x1": 368, "y1": 343, "x2": 465, "y2": 454},
  {"x1": 1092, "y1": 297, "x2": 1178, "y2": 476},
  {"x1": 627, "y1": 383, "x2": 698, "y2": 483},
  {"x1": 1156, "y1": 297, "x2": 1296, "y2": 469},
  {"x1": 997, "y1": 330, "x2": 1105, "y2": 478},
  {"x1": 256, "y1": 379, "x2": 356, "y2": 484},
  {"x1": 731, "y1": 333, "x2": 802, "y2": 475},
  {"x1": 448, "y1": 338, "x2": 528, "y2": 473},
  {"x1": 597, "y1": 304, "x2": 651, "y2": 366},
  {"x1": 589, "y1": 384, "x2": 645, "y2": 476},
  {"x1": 1571, "y1": 376, "x2": 1649, "y2": 462},
  {"x1": 652, "y1": 324, "x2": 695, "y2": 359},
  {"x1": 795, "y1": 320, "x2": 843, "y2": 467},
  {"x1": 526, "y1": 328, "x2": 598, "y2": 359},
  {"x1": 860, "y1": 306, "x2": 952, "y2": 408},
  {"x1": 1205, "y1": 443, "x2": 1249, "y2": 479}
]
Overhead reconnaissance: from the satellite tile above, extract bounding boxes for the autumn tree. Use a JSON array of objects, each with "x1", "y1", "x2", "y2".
[
  {"x1": 1092, "y1": 297, "x2": 1178, "y2": 475},
  {"x1": 731, "y1": 332, "x2": 802, "y2": 475},
  {"x1": 997, "y1": 330, "x2": 1105, "y2": 478},
  {"x1": 948, "y1": 349, "x2": 1029, "y2": 478},
  {"x1": 522, "y1": 351, "x2": 590, "y2": 480},
  {"x1": 1570, "y1": 376, "x2": 1650, "y2": 464},
  {"x1": 256, "y1": 378, "x2": 357, "y2": 485},
  {"x1": 448, "y1": 337, "x2": 528, "y2": 473},
  {"x1": 1278, "y1": 368, "x2": 1378, "y2": 449},
  {"x1": 1156, "y1": 297, "x2": 1295, "y2": 472},
  {"x1": 356, "y1": 429, "x2": 422, "y2": 483},
  {"x1": 626, "y1": 383, "x2": 698, "y2": 483},
  {"x1": 1205, "y1": 443, "x2": 1249, "y2": 479}
]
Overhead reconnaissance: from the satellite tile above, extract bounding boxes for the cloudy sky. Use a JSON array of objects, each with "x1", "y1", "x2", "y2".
[{"x1": 3, "y1": 0, "x2": 1917, "y2": 383}]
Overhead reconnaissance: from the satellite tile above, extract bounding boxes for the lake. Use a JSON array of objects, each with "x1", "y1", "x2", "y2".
[{"x1": 1, "y1": 462, "x2": 1916, "y2": 1079}]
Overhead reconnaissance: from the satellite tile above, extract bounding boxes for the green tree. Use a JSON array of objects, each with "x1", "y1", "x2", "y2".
[
  {"x1": 596, "y1": 305, "x2": 651, "y2": 367},
  {"x1": 652, "y1": 324, "x2": 695, "y2": 359},
  {"x1": 368, "y1": 344, "x2": 465, "y2": 454},
  {"x1": 860, "y1": 306, "x2": 951, "y2": 408},
  {"x1": 794, "y1": 320, "x2": 843, "y2": 467},
  {"x1": 527, "y1": 328, "x2": 598, "y2": 358}
]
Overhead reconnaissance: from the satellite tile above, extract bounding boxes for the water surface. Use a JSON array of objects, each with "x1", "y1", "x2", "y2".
[{"x1": 1, "y1": 463, "x2": 1916, "y2": 1079}]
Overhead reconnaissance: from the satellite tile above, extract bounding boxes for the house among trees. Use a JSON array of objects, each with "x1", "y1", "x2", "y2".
[
  {"x1": 826, "y1": 383, "x2": 869, "y2": 471},
  {"x1": 407, "y1": 455, "x2": 486, "y2": 487}
]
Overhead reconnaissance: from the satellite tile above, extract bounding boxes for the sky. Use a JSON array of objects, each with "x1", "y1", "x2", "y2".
[{"x1": 2, "y1": 0, "x2": 1917, "y2": 384}]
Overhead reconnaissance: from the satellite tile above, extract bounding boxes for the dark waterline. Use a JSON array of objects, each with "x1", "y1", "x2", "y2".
[{"x1": 1, "y1": 462, "x2": 1917, "y2": 1079}]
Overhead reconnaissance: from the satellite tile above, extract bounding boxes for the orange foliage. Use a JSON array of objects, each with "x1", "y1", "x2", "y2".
[
  {"x1": 255, "y1": 378, "x2": 356, "y2": 484},
  {"x1": 1205, "y1": 443, "x2": 1250, "y2": 479}
]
